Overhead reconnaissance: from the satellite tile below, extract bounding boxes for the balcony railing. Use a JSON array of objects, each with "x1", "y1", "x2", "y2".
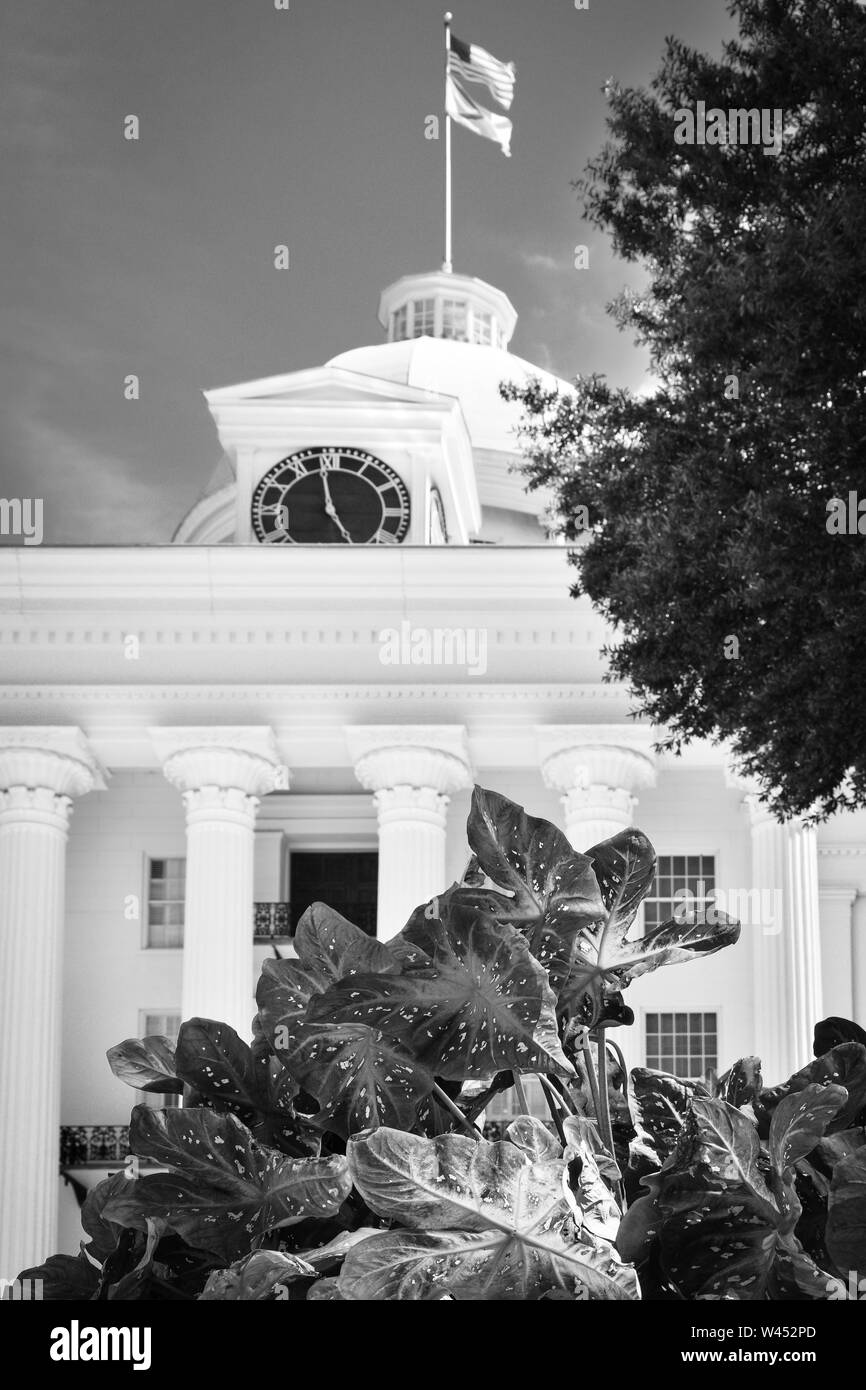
[
  {"x1": 253, "y1": 902, "x2": 293, "y2": 941},
  {"x1": 60, "y1": 1125, "x2": 130, "y2": 1167}
]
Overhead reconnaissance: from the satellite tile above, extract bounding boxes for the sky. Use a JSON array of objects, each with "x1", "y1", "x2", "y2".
[{"x1": 0, "y1": 0, "x2": 735, "y2": 543}]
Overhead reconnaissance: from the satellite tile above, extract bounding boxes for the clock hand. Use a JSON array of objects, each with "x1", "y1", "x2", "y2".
[{"x1": 320, "y1": 473, "x2": 354, "y2": 543}]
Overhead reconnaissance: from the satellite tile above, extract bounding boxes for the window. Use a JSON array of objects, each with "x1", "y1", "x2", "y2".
[
  {"x1": 643, "y1": 854, "x2": 716, "y2": 931},
  {"x1": 472, "y1": 311, "x2": 494, "y2": 345},
  {"x1": 391, "y1": 304, "x2": 408, "y2": 341},
  {"x1": 290, "y1": 851, "x2": 378, "y2": 938},
  {"x1": 441, "y1": 298, "x2": 468, "y2": 341},
  {"x1": 646, "y1": 1011, "x2": 718, "y2": 1083},
  {"x1": 138, "y1": 1011, "x2": 181, "y2": 1108},
  {"x1": 411, "y1": 298, "x2": 436, "y2": 337},
  {"x1": 146, "y1": 857, "x2": 185, "y2": 947}
]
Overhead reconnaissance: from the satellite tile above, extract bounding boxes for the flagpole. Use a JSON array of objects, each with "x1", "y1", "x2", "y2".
[{"x1": 443, "y1": 12, "x2": 453, "y2": 273}]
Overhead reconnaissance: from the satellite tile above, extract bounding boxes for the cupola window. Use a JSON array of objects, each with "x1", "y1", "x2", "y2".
[
  {"x1": 391, "y1": 304, "x2": 408, "y2": 340},
  {"x1": 411, "y1": 298, "x2": 436, "y2": 337},
  {"x1": 442, "y1": 298, "x2": 468, "y2": 341}
]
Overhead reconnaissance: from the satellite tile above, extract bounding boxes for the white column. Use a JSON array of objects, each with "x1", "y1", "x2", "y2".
[
  {"x1": 0, "y1": 728, "x2": 104, "y2": 1277},
  {"x1": 151, "y1": 729, "x2": 282, "y2": 1037},
  {"x1": 537, "y1": 727, "x2": 656, "y2": 852},
  {"x1": 818, "y1": 886, "x2": 857, "y2": 1021},
  {"x1": 744, "y1": 796, "x2": 823, "y2": 1084},
  {"x1": 345, "y1": 726, "x2": 472, "y2": 941}
]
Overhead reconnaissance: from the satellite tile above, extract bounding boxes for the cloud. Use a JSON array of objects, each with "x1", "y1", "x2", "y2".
[
  {"x1": 520, "y1": 251, "x2": 565, "y2": 274},
  {"x1": 10, "y1": 417, "x2": 177, "y2": 544}
]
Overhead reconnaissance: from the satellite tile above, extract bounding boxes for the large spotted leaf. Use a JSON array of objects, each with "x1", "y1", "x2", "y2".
[
  {"x1": 453, "y1": 786, "x2": 606, "y2": 989},
  {"x1": 294, "y1": 902, "x2": 397, "y2": 982},
  {"x1": 340, "y1": 1128, "x2": 638, "y2": 1301},
  {"x1": 753, "y1": 1043, "x2": 866, "y2": 1135},
  {"x1": 628, "y1": 1068, "x2": 710, "y2": 1167},
  {"x1": 560, "y1": 903, "x2": 740, "y2": 1026},
  {"x1": 626, "y1": 1091, "x2": 845, "y2": 1300},
  {"x1": 256, "y1": 957, "x2": 326, "y2": 1053},
  {"x1": 102, "y1": 1105, "x2": 350, "y2": 1262},
  {"x1": 585, "y1": 828, "x2": 657, "y2": 950},
  {"x1": 106, "y1": 1034, "x2": 183, "y2": 1094},
  {"x1": 826, "y1": 1148, "x2": 866, "y2": 1274},
  {"x1": 175, "y1": 1017, "x2": 316, "y2": 1156},
  {"x1": 282, "y1": 1021, "x2": 434, "y2": 1139},
  {"x1": 309, "y1": 902, "x2": 573, "y2": 1080}
]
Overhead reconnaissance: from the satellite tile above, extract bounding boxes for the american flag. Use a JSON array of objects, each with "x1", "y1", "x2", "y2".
[{"x1": 447, "y1": 33, "x2": 516, "y2": 112}]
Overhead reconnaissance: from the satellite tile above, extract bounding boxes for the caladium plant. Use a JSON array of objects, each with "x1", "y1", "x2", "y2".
[{"x1": 16, "y1": 786, "x2": 865, "y2": 1301}]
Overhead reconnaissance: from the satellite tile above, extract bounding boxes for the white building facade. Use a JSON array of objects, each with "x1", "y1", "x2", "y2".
[{"x1": 1, "y1": 268, "x2": 865, "y2": 1275}]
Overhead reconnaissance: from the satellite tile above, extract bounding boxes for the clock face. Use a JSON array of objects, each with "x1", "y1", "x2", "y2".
[{"x1": 251, "y1": 448, "x2": 411, "y2": 545}]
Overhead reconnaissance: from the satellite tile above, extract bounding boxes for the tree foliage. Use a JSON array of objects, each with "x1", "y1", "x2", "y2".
[{"x1": 505, "y1": 0, "x2": 866, "y2": 820}]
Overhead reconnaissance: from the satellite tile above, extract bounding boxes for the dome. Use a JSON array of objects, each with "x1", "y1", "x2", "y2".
[
  {"x1": 327, "y1": 269, "x2": 572, "y2": 457},
  {"x1": 328, "y1": 335, "x2": 570, "y2": 457}
]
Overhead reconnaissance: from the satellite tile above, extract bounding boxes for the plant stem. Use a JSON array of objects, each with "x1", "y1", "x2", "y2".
[
  {"x1": 537, "y1": 1074, "x2": 567, "y2": 1147},
  {"x1": 549, "y1": 1074, "x2": 577, "y2": 1115},
  {"x1": 431, "y1": 1083, "x2": 483, "y2": 1139},
  {"x1": 512, "y1": 1072, "x2": 530, "y2": 1115},
  {"x1": 595, "y1": 1028, "x2": 615, "y2": 1163},
  {"x1": 579, "y1": 1031, "x2": 602, "y2": 1123}
]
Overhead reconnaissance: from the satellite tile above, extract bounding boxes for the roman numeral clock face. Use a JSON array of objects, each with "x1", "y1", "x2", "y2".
[{"x1": 251, "y1": 448, "x2": 411, "y2": 545}]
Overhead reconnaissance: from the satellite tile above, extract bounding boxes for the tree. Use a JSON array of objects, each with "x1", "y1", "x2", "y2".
[{"x1": 506, "y1": 0, "x2": 866, "y2": 820}]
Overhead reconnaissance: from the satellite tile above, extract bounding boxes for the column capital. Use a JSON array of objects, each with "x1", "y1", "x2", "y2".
[
  {"x1": 0, "y1": 726, "x2": 106, "y2": 800},
  {"x1": 149, "y1": 726, "x2": 284, "y2": 798},
  {"x1": 536, "y1": 725, "x2": 656, "y2": 796},
  {"x1": 345, "y1": 725, "x2": 473, "y2": 795}
]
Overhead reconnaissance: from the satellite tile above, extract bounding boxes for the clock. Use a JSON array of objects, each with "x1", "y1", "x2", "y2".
[
  {"x1": 251, "y1": 447, "x2": 411, "y2": 545},
  {"x1": 428, "y1": 487, "x2": 449, "y2": 544}
]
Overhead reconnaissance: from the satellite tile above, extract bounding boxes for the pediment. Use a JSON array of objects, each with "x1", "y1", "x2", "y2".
[{"x1": 205, "y1": 364, "x2": 455, "y2": 412}]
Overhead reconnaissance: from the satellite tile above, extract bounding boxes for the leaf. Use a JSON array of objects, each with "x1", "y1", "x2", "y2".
[
  {"x1": 294, "y1": 902, "x2": 397, "y2": 982},
  {"x1": 102, "y1": 1105, "x2": 351, "y2": 1262},
  {"x1": 175, "y1": 1018, "x2": 270, "y2": 1114},
  {"x1": 309, "y1": 901, "x2": 573, "y2": 1080},
  {"x1": 81, "y1": 1170, "x2": 133, "y2": 1262},
  {"x1": 306, "y1": 1277, "x2": 345, "y2": 1300},
  {"x1": 561, "y1": 903, "x2": 740, "y2": 1028},
  {"x1": 106, "y1": 1035, "x2": 183, "y2": 1093},
  {"x1": 586, "y1": 827, "x2": 657, "y2": 952},
  {"x1": 199, "y1": 1250, "x2": 317, "y2": 1301},
  {"x1": 768, "y1": 1083, "x2": 848, "y2": 1176},
  {"x1": 561, "y1": 1117, "x2": 622, "y2": 1242},
  {"x1": 299, "y1": 1228, "x2": 382, "y2": 1271},
  {"x1": 721, "y1": 1057, "x2": 762, "y2": 1108},
  {"x1": 341, "y1": 1128, "x2": 638, "y2": 1301},
  {"x1": 257, "y1": 957, "x2": 326, "y2": 1050},
  {"x1": 630, "y1": 1096, "x2": 816, "y2": 1300},
  {"x1": 826, "y1": 1148, "x2": 866, "y2": 1273},
  {"x1": 280, "y1": 1020, "x2": 434, "y2": 1138},
  {"x1": 455, "y1": 786, "x2": 606, "y2": 990},
  {"x1": 12, "y1": 1251, "x2": 99, "y2": 1300},
  {"x1": 176, "y1": 1017, "x2": 318, "y2": 1157},
  {"x1": 753, "y1": 1043, "x2": 866, "y2": 1136},
  {"x1": 505, "y1": 1115, "x2": 562, "y2": 1161},
  {"x1": 628, "y1": 1068, "x2": 707, "y2": 1166},
  {"x1": 814, "y1": 1015, "x2": 866, "y2": 1057}
]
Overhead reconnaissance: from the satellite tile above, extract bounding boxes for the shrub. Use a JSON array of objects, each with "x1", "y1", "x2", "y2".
[{"x1": 20, "y1": 788, "x2": 866, "y2": 1300}]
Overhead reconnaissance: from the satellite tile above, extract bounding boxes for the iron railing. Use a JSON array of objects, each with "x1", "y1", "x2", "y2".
[
  {"x1": 253, "y1": 902, "x2": 293, "y2": 940},
  {"x1": 60, "y1": 1125, "x2": 130, "y2": 1167}
]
